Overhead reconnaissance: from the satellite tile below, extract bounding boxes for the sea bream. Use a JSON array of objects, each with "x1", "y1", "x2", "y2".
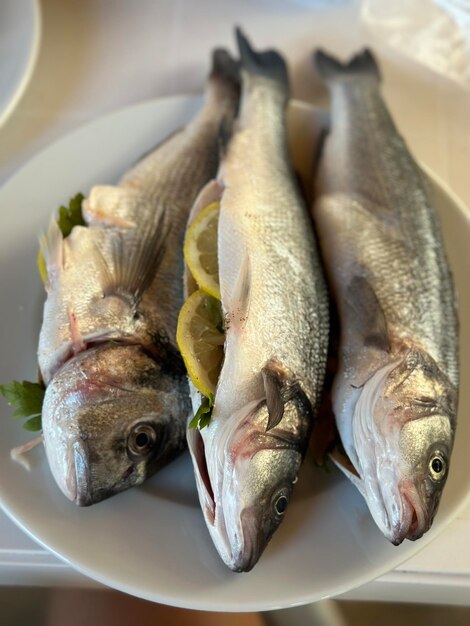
[
  {"x1": 38, "y1": 50, "x2": 240, "y2": 506},
  {"x1": 312, "y1": 49, "x2": 459, "y2": 544},
  {"x1": 186, "y1": 30, "x2": 329, "y2": 571}
]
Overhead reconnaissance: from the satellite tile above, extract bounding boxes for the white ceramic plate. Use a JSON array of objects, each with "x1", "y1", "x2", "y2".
[
  {"x1": 0, "y1": 0, "x2": 41, "y2": 127},
  {"x1": 0, "y1": 96, "x2": 469, "y2": 612}
]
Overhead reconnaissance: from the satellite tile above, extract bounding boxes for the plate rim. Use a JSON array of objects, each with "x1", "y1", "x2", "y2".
[{"x1": 0, "y1": 0, "x2": 42, "y2": 127}]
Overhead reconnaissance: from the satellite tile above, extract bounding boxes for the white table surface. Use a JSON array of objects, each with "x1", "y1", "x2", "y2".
[{"x1": 1, "y1": 0, "x2": 470, "y2": 606}]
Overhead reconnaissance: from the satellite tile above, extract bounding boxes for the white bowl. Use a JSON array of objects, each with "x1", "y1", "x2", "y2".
[
  {"x1": 0, "y1": 96, "x2": 468, "y2": 611},
  {"x1": 0, "y1": 0, "x2": 41, "y2": 126}
]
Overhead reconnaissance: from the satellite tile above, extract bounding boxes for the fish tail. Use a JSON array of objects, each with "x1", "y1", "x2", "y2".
[
  {"x1": 208, "y1": 49, "x2": 240, "y2": 153},
  {"x1": 235, "y1": 27, "x2": 289, "y2": 92},
  {"x1": 210, "y1": 48, "x2": 240, "y2": 89},
  {"x1": 207, "y1": 48, "x2": 240, "y2": 126},
  {"x1": 314, "y1": 48, "x2": 381, "y2": 84}
]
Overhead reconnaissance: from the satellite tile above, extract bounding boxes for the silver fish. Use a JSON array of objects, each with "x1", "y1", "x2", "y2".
[
  {"x1": 186, "y1": 30, "x2": 329, "y2": 571},
  {"x1": 312, "y1": 49, "x2": 459, "y2": 544},
  {"x1": 38, "y1": 50, "x2": 240, "y2": 505}
]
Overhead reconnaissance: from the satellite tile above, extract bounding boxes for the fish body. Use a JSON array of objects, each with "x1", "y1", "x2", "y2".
[
  {"x1": 187, "y1": 31, "x2": 329, "y2": 571},
  {"x1": 39, "y1": 50, "x2": 240, "y2": 505},
  {"x1": 312, "y1": 49, "x2": 459, "y2": 544}
]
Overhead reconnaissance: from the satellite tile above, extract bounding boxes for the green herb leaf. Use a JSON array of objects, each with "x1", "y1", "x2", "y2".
[
  {"x1": 0, "y1": 380, "x2": 45, "y2": 431},
  {"x1": 38, "y1": 193, "x2": 85, "y2": 284},
  {"x1": 57, "y1": 193, "x2": 85, "y2": 237},
  {"x1": 188, "y1": 414, "x2": 200, "y2": 429},
  {"x1": 188, "y1": 395, "x2": 213, "y2": 430},
  {"x1": 198, "y1": 412, "x2": 212, "y2": 429},
  {"x1": 23, "y1": 415, "x2": 42, "y2": 432}
]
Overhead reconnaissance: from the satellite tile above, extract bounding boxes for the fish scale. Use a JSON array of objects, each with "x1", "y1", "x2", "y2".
[
  {"x1": 186, "y1": 30, "x2": 329, "y2": 573},
  {"x1": 324, "y1": 81, "x2": 457, "y2": 380},
  {"x1": 39, "y1": 112, "x2": 223, "y2": 383},
  {"x1": 313, "y1": 48, "x2": 458, "y2": 545},
  {"x1": 38, "y1": 49, "x2": 240, "y2": 506}
]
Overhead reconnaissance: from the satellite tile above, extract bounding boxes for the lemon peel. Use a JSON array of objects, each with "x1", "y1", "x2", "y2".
[
  {"x1": 176, "y1": 289, "x2": 224, "y2": 400},
  {"x1": 184, "y1": 201, "x2": 220, "y2": 299}
]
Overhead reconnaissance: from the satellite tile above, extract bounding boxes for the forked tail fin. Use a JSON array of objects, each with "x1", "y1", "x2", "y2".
[
  {"x1": 210, "y1": 48, "x2": 240, "y2": 89},
  {"x1": 207, "y1": 48, "x2": 240, "y2": 155},
  {"x1": 235, "y1": 26, "x2": 289, "y2": 92},
  {"x1": 314, "y1": 48, "x2": 381, "y2": 84}
]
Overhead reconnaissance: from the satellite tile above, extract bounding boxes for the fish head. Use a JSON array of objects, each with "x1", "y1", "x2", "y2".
[
  {"x1": 42, "y1": 344, "x2": 188, "y2": 505},
  {"x1": 190, "y1": 393, "x2": 311, "y2": 572},
  {"x1": 224, "y1": 419, "x2": 303, "y2": 572},
  {"x1": 351, "y1": 349, "x2": 457, "y2": 545}
]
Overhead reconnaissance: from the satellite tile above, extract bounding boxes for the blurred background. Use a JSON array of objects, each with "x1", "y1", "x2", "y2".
[{"x1": 3, "y1": 587, "x2": 470, "y2": 625}]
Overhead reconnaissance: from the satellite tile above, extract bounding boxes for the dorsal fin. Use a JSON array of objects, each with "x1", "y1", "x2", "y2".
[
  {"x1": 187, "y1": 178, "x2": 223, "y2": 227},
  {"x1": 39, "y1": 217, "x2": 64, "y2": 291},
  {"x1": 225, "y1": 253, "x2": 251, "y2": 333}
]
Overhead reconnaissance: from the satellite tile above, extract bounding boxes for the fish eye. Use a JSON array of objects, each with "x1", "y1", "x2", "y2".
[
  {"x1": 428, "y1": 452, "x2": 447, "y2": 482},
  {"x1": 273, "y1": 493, "x2": 289, "y2": 517},
  {"x1": 127, "y1": 423, "x2": 158, "y2": 458}
]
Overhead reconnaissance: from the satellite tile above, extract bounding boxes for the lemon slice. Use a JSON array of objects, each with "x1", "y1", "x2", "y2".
[
  {"x1": 176, "y1": 289, "x2": 224, "y2": 399},
  {"x1": 184, "y1": 202, "x2": 220, "y2": 299}
]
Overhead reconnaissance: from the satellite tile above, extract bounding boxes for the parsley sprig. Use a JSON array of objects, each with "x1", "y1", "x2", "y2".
[
  {"x1": 189, "y1": 394, "x2": 214, "y2": 430},
  {"x1": 56, "y1": 193, "x2": 85, "y2": 237},
  {"x1": 0, "y1": 381, "x2": 45, "y2": 432},
  {"x1": 3, "y1": 193, "x2": 86, "y2": 431}
]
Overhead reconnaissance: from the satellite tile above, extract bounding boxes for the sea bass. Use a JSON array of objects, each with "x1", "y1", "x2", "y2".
[
  {"x1": 186, "y1": 30, "x2": 329, "y2": 571},
  {"x1": 38, "y1": 50, "x2": 240, "y2": 506},
  {"x1": 312, "y1": 49, "x2": 459, "y2": 544}
]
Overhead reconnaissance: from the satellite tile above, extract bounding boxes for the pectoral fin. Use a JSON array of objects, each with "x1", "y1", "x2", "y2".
[
  {"x1": 187, "y1": 179, "x2": 223, "y2": 226},
  {"x1": 346, "y1": 275, "x2": 389, "y2": 352},
  {"x1": 329, "y1": 445, "x2": 364, "y2": 495},
  {"x1": 103, "y1": 208, "x2": 168, "y2": 306},
  {"x1": 261, "y1": 361, "x2": 313, "y2": 432},
  {"x1": 78, "y1": 188, "x2": 168, "y2": 310},
  {"x1": 225, "y1": 253, "x2": 251, "y2": 332},
  {"x1": 262, "y1": 366, "x2": 285, "y2": 431}
]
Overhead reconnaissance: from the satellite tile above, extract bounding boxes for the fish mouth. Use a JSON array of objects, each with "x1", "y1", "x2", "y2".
[
  {"x1": 228, "y1": 508, "x2": 266, "y2": 572},
  {"x1": 187, "y1": 425, "x2": 262, "y2": 572},
  {"x1": 394, "y1": 482, "x2": 429, "y2": 545},
  {"x1": 72, "y1": 439, "x2": 93, "y2": 506},
  {"x1": 365, "y1": 475, "x2": 429, "y2": 545},
  {"x1": 187, "y1": 428, "x2": 216, "y2": 523},
  {"x1": 331, "y1": 449, "x2": 430, "y2": 545},
  {"x1": 215, "y1": 477, "x2": 264, "y2": 573}
]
